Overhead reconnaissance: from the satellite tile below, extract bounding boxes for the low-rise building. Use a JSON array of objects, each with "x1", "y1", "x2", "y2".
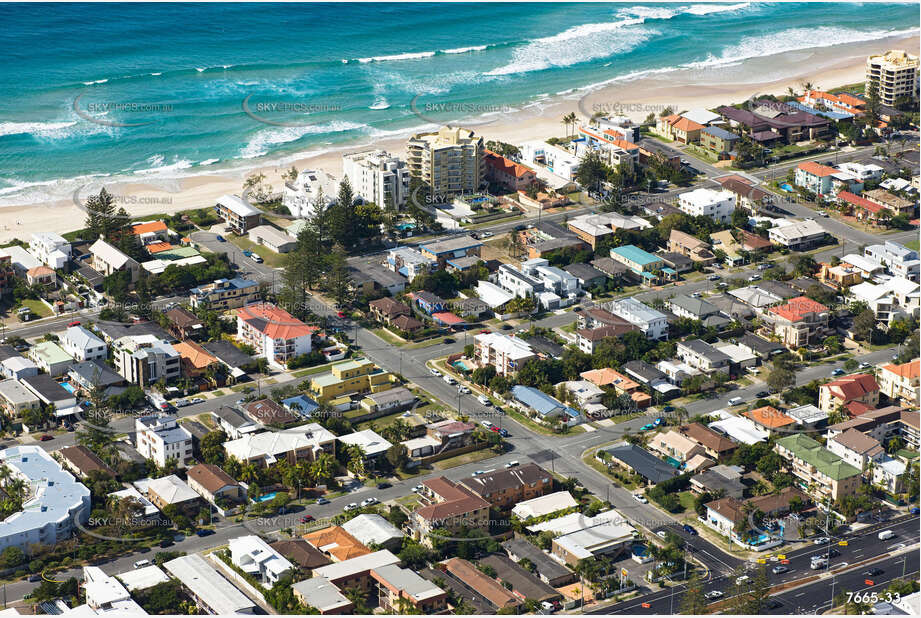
[
  {"x1": 609, "y1": 245, "x2": 669, "y2": 285},
  {"x1": 236, "y1": 302, "x2": 315, "y2": 368},
  {"x1": 0, "y1": 379, "x2": 40, "y2": 415},
  {"x1": 690, "y1": 464, "x2": 745, "y2": 498},
  {"x1": 164, "y1": 553, "x2": 256, "y2": 614},
  {"x1": 223, "y1": 423, "x2": 336, "y2": 466},
  {"x1": 57, "y1": 444, "x2": 115, "y2": 480},
  {"x1": 304, "y1": 525, "x2": 371, "y2": 562},
  {"x1": 112, "y1": 334, "x2": 180, "y2": 385},
  {"x1": 649, "y1": 429, "x2": 706, "y2": 463},
  {"x1": 418, "y1": 235, "x2": 483, "y2": 268},
  {"x1": 597, "y1": 441, "x2": 677, "y2": 485},
  {"x1": 864, "y1": 241, "x2": 920, "y2": 283},
  {"x1": 308, "y1": 358, "x2": 394, "y2": 403},
  {"x1": 767, "y1": 296, "x2": 831, "y2": 348},
  {"x1": 819, "y1": 373, "x2": 880, "y2": 416},
  {"x1": 668, "y1": 229, "x2": 716, "y2": 264},
  {"x1": 768, "y1": 219, "x2": 828, "y2": 250},
  {"x1": 774, "y1": 434, "x2": 862, "y2": 501},
  {"x1": 190, "y1": 277, "x2": 261, "y2": 310},
  {"x1": 211, "y1": 405, "x2": 259, "y2": 439},
  {"x1": 474, "y1": 332, "x2": 536, "y2": 376},
  {"x1": 291, "y1": 576, "x2": 353, "y2": 614},
  {"x1": 877, "y1": 359, "x2": 920, "y2": 406},
  {"x1": 229, "y1": 535, "x2": 294, "y2": 585},
  {"x1": 187, "y1": 463, "x2": 243, "y2": 507},
  {"x1": 411, "y1": 477, "x2": 490, "y2": 542},
  {"x1": 511, "y1": 385, "x2": 582, "y2": 427},
  {"x1": 135, "y1": 414, "x2": 193, "y2": 468},
  {"x1": 215, "y1": 194, "x2": 261, "y2": 235},
  {"x1": 341, "y1": 513, "x2": 404, "y2": 551},
  {"x1": 59, "y1": 326, "x2": 107, "y2": 362},
  {"x1": 144, "y1": 474, "x2": 202, "y2": 514},
  {"x1": 89, "y1": 238, "x2": 139, "y2": 282},
  {"x1": 607, "y1": 297, "x2": 668, "y2": 340},
  {"x1": 460, "y1": 462, "x2": 553, "y2": 509},
  {"x1": 443, "y1": 557, "x2": 521, "y2": 612},
  {"x1": 677, "y1": 188, "x2": 736, "y2": 223},
  {"x1": 502, "y1": 538, "x2": 576, "y2": 587},
  {"x1": 744, "y1": 406, "x2": 797, "y2": 435},
  {"x1": 28, "y1": 340, "x2": 75, "y2": 376},
  {"x1": 676, "y1": 339, "x2": 731, "y2": 374}
]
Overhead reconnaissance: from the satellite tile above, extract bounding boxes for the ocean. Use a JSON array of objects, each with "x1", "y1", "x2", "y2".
[{"x1": 0, "y1": 1, "x2": 916, "y2": 205}]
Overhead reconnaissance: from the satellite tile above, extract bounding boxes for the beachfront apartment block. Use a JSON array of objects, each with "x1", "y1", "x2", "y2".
[
  {"x1": 865, "y1": 241, "x2": 920, "y2": 282},
  {"x1": 655, "y1": 114, "x2": 705, "y2": 143},
  {"x1": 112, "y1": 334, "x2": 180, "y2": 385},
  {"x1": 283, "y1": 168, "x2": 338, "y2": 219},
  {"x1": 677, "y1": 188, "x2": 736, "y2": 223},
  {"x1": 774, "y1": 434, "x2": 862, "y2": 501},
  {"x1": 190, "y1": 277, "x2": 261, "y2": 310},
  {"x1": 484, "y1": 149, "x2": 538, "y2": 191},
  {"x1": 866, "y1": 49, "x2": 919, "y2": 106},
  {"x1": 407, "y1": 126, "x2": 484, "y2": 195},
  {"x1": 29, "y1": 232, "x2": 71, "y2": 269},
  {"x1": 343, "y1": 150, "x2": 411, "y2": 208},
  {"x1": 215, "y1": 194, "x2": 262, "y2": 234},
  {"x1": 236, "y1": 302, "x2": 315, "y2": 367},
  {"x1": 474, "y1": 331, "x2": 536, "y2": 376},
  {"x1": 135, "y1": 414, "x2": 193, "y2": 468},
  {"x1": 607, "y1": 297, "x2": 668, "y2": 340},
  {"x1": 0, "y1": 446, "x2": 91, "y2": 553}
]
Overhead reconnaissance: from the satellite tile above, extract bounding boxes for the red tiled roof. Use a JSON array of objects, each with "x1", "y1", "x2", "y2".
[
  {"x1": 671, "y1": 116, "x2": 705, "y2": 132},
  {"x1": 132, "y1": 221, "x2": 168, "y2": 235},
  {"x1": 881, "y1": 359, "x2": 920, "y2": 380},
  {"x1": 823, "y1": 373, "x2": 880, "y2": 403},
  {"x1": 432, "y1": 311, "x2": 464, "y2": 326},
  {"x1": 484, "y1": 150, "x2": 536, "y2": 180},
  {"x1": 237, "y1": 303, "x2": 317, "y2": 340},
  {"x1": 745, "y1": 406, "x2": 796, "y2": 429},
  {"x1": 146, "y1": 242, "x2": 174, "y2": 253},
  {"x1": 769, "y1": 296, "x2": 829, "y2": 322},
  {"x1": 838, "y1": 191, "x2": 883, "y2": 214},
  {"x1": 798, "y1": 161, "x2": 838, "y2": 177}
]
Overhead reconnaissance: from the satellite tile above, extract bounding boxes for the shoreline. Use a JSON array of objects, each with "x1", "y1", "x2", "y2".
[{"x1": 1, "y1": 33, "x2": 915, "y2": 244}]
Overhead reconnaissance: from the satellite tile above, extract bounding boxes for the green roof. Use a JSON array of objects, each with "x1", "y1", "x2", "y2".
[
  {"x1": 897, "y1": 449, "x2": 919, "y2": 460},
  {"x1": 610, "y1": 244, "x2": 662, "y2": 267},
  {"x1": 311, "y1": 373, "x2": 340, "y2": 388},
  {"x1": 32, "y1": 341, "x2": 75, "y2": 365},
  {"x1": 156, "y1": 246, "x2": 200, "y2": 261},
  {"x1": 776, "y1": 434, "x2": 861, "y2": 481}
]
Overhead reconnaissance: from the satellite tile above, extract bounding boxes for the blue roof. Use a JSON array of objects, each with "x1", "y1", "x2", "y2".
[
  {"x1": 702, "y1": 125, "x2": 739, "y2": 140},
  {"x1": 610, "y1": 245, "x2": 661, "y2": 267},
  {"x1": 511, "y1": 385, "x2": 579, "y2": 419},
  {"x1": 282, "y1": 395, "x2": 319, "y2": 416},
  {"x1": 662, "y1": 267, "x2": 677, "y2": 274}
]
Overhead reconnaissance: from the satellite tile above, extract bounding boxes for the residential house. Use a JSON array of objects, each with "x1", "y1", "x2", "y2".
[
  {"x1": 676, "y1": 339, "x2": 731, "y2": 374},
  {"x1": 186, "y1": 463, "x2": 243, "y2": 508},
  {"x1": 26, "y1": 265, "x2": 55, "y2": 287},
  {"x1": 562, "y1": 263, "x2": 607, "y2": 289},
  {"x1": 819, "y1": 374, "x2": 880, "y2": 416},
  {"x1": 660, "y1": 252, "x2": 694, "y2": 273},
  {"x1": 608, "y1": 297, "x2": 669, "y2": 340},
  {"x1": 703, "y1": 487, "x2": 809, "y2": 549},
  {"x1": 701, "y1": 125, "x2": 740, "y2": 155},
  {"x1": 164, "y1": 307, "x2": 205, "y2": 341},
  {"x1": 744, "y1": 406, "x2": 797, "y2": 435},
  {"x1": 337, "y1": 429, "x2": 393, "y2": 469},
  {"x1": 368, "y1": 297, "x2": 411, "y2": 325},
  {"x1": 243, "y1": 398, "x2": 299, "y2": 428},
  {"x1": 304, "y1": 526, "x2": 371, "y2": 563},
  {"x1": 598, "y1": 441, "x2": 678, "y2": 485},
  {"x1": 690, "y1": 464, "x2": 745, "y2": 498},
  {"x1": 59, "y1": 325, "x2": 107, "y2": 362},
  {"x1": 308, "y1": 358, "x2": 394, "y2": 402},
  {"x1": 211, "y1": 405, "x2": 259, "y2": 439},
  {"x1": 865, "y1": 188, "x2": 915, "y2": 217},
  {"x1": 370, "y1": 564, "x2": 448, "y2": 614},
  {"x1": 443, "y1": 558, "x2": 521, "y2": 612},
  {"x1": 581, "y1": 367, "x2": 652, "y2": 409},
  {"x1": 341, "y1": 514, "x2": 404, "y2": 551},
  {"x1": 768, "y1": 219, "x2": 828, "y2": 250},
  {"x1": 385, "y1": 247, "x2": 435, "y2": 282},
  {"x1": 172, "y1": 340, "x2": 220, "y2": 380},
  {"x1": 57, "y1": 445, "x2": 115, "y2": 480},
  {"x1": 818, "y1": 262, "x2": 863, "y2": 289},
  {"x1": 459, "y1": 463, "x2": 553, "y2": 509},
  {"x1": 609, "y1": 245, "x2": 670, "y2": 285},
  {"x1": 89, "y1": 238, "x2": 139, "y2": 283},
  {"x1": 359, "y1": 386, "x2": 416, "y2": 417},
  {"x1": 737, "y1": 332, "x2": 784, "y2": 360},
  {"x1": 291, "y1": 577, "x2": 352, "y2": 615},
  {"x1": 229, "y1": 536, "x2": 294, "y2": 586},
  {"x1": 649, "y1": 430, "x2": 706, "y2": 463},
  {"x1": 135, "y1": 414, "x2": 193, "y2": 468},
  {"x1": 409, "y1": 290, "x2": 447, "y2": 315},
  {"x1": 145, "y1": 474, "x2": 202, "y2": 514},
  {"x1": 668, "y1": 229, "x2": 715, "y2": 264},
  {"x1": 677, "y1": 188, "x2": 736, "y2": 223},
  {"x1": 668, "y1": 294, "x2": 721, "y2": 322},
  {"x1": 502, "y1": 538, "x2": 577, "y2": 587},
  {"x1": 714, "y1": 176, "x2": 772, "y2": 212},
  {"x1": 418, "y1": 235, "x2": 483, "y2": 268},
  {"x1": 164, "y1": 554, "x2": 256, "y2": 615},
  {"x1": 575, "y1": 323, "x2": 637, "y2": 354},
  {"x1": 223, "y1": 423, "x2": 336, "y2": 466},
  {"x1": 270, "y1": 539, "x2": 332, "y2": 575},
  {"x1": 236, "y1": 302, "x2": 315, "y2": 367},
  {"x1": 656, "y1": 114, "x2": 704, "y2": 143},
  {"x1": 785, "y1": 404, "x2": 829, "y2": 429},
  {"x1": 767, "y1": 296, "x2": 831, "y2": 348},
  {"x1": 864, "y1": 241, "x2": 920, "y2": 282},
  {"x1": 511, "y1": 385, "x2": 582, "y2": 427},
  {"x1": 677, "y1": 423, "x2": 737, "y2": 460},
  {"x1": 215, "y1": 194, "x2": 261, "y2": 234},
  {"x1": 567, "y1": 212, "x2": 649, "y2": 249},
  {"x1": 29, "y1": 232, "x2": 71, "y2": 269},
  {"x1": 28, "y1": 341, "x2": 75, "y2": 376},
  {"x1": 774, "y1": 434, "x2": 862, "y2": 501},
  {"x1": 21, "y1": 373, "x2": 78, "y2": 417}
]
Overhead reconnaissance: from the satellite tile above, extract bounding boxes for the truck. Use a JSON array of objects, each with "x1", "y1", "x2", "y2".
[
  {"x1": 877, "y1": 530, "x2": 894, "y2": 540},
  {"x1": 810, "y1": 557, "x2": 828, "y2": 570}
]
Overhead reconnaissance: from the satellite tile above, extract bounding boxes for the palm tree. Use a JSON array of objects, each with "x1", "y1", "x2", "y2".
[{"x1": 240, "y1": 462, "x2": 259, "y2": 484}]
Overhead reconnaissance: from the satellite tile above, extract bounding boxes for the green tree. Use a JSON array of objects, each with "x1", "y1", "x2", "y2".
[
  {"x1": 679, "y1": 570, "x2": 709, "y2": 614},
  {"x1": 766, "y1": 366, "x2": 795, "y2": 393}
]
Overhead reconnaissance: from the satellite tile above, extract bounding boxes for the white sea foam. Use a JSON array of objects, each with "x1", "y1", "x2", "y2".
[
  {"x1": 486, "y1": 19, "x2": 652, "y2": 76},
  {"x1": 369, "y1": 97, "x2": 391, "y2": 110},
  {"x1": 0, "y1": 120, "x2": 79, "y2": 139},
  {"x1": 150, "y1": 72, "x2": 162, "y2": 76},
  {"x1": 240, "y1": 120, "x2": 366, "y2": 159},
  {"x1": 199, "y1": 158, "x2": 220, "y2": 166},
  {"x1": 134, "y1": 155, "x2": 195, "y2": 175},
  {"x1": 81, "y1": 78, "x2": 109, "y2": 85},
  {"x1": 357, "y1": 51, "x2": 437, "y2": 63},
  {"x1": 684, "y1": 3, "x2": 751, "y2": 16},
  {"x1": 442, "y1": 45, "x2": 488, "y2": 54}
]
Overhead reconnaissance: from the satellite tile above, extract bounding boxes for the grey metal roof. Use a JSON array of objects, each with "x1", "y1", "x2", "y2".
[
  {"x1": 669, "y1": 294, "x2": 719, "y2": 318},
  {"x1": 600, "y1": 441, "x2": 677, "y2": 484},
  {"x1": 502, "y1": 538, "x2": 574, "y2": 582}
]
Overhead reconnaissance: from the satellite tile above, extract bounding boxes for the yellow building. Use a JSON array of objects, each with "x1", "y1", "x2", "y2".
[
  {"x1": 866, "y1": 50, "x2": 919, "y2": 107},
  {"x1": 309, "y1": 358, "x2": 394, "y2": 402}
]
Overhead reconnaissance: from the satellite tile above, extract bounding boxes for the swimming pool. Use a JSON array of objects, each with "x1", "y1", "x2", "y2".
[
  {"x1": 254, "y1": 492, "x2": 278, "y2": 503},
  {"x1": 780, "y1": 183, "x2": 793, "y2": 192},
  {"x1": 60, "y1": 382, "x2": 76, "y2": 394},
  {"x1": 453, "y1": 360, "x2": 472, "y2": 372}
]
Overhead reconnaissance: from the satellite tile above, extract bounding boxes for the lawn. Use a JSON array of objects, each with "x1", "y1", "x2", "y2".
[
  {"x1": 355, "y1": 410, "x2": 409, "y2": 431},
  {"x1": 433, "y1": 447, "x2": 499, "y2": 470},
  {"x1": 404, "y1": 337, "x2": 449, "y2": 350},
  {"x1": 906, "y1": 239, "x2": 920, "y2": 251},
  {"x1": 19, "y1": 299, "x2": 52, "y2": 318},
  {"x1": 581, "y1": 451, "x2": 639, "y2": 490},
  {"x1": 677, "y1": 491, "x2": 697, "y2": 513},
  {"x1": 227, "y1": 234, "x2": 286, "y2": 268},
  {"x1": 370, "y1": 327, "x2": 405, "y2": 346}
]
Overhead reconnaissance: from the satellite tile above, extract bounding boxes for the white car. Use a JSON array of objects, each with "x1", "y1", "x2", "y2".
[
  {"x1": 458, "y1": 385, "x2": 471, "y2": 394},
  {"x1": 704, "y1": 591, "x2": 723, "y2": 600},
  {"x1": 735, "y1": 575, "x2": 750, "y2": 585},
  {"x1": 477, "y1": 395, "x2": 491, "y2": 406},
  {"x1": 443, "y1": 374, "x2": 457, "y2": 385},
  {"x1": 360, "y1": 497, "x2": 378, "y2": 507},
  {"x1": 656, "y1": 530, "x2": 667, "y2": 538},
  {"x1": 633, "y1": 494, "x2": 648, "y2": 504},
  {"x1": 813, "y1": 537, "x2": 830, "y2": 545},
  {"x1": 748, "y1": 274, "x2": 761, "y2": 282},
  {"x1": 429, "y1": 368, "x2": 442, "y2": 377},
  {"x1": 412, "y1": 485, "x2": 423, "y2": 493},
  {"x1": 344, "y1": 503, "x2": 358, "y2": 511},
  {"x1": 481, "y1": 231, "x2": 494, "y2": 238}
]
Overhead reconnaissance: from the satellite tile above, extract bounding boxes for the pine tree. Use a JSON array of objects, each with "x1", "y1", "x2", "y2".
[
  {"x1": 679, "y1": 570, "x2": 708, "y2": 615},
  {"x1": 84, "y1": 188, "x2": 118, "y2": 239}
]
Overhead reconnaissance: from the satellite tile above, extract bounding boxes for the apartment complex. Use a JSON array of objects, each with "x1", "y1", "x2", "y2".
[
  {"x1": 135, "y1": 414, "x2": 193, "y2": 468},
  {"x1": 767, "y1": 296, "x2": 830, "y2": 348},
  {"x1": 459, "y1": 463, "x2": 553, "y2": 509},
  {"x1": 308, "y1": 358, "x2": 394, "y2": 402},
  {"x1": 236, "y1": 303, "x2": 315, "y2": 367},
  {"x1": 677, "y1": 188, "x2": 736, "y2": 223},
  {"x1": 774, "y1": 434, "x2": 862, "y2": 501},
  {"x1": 215, "y1": 194, "x2": 262, "y2": 234},
  {"x1": 406, "y1": 126, "x2": 485, "y2": 195},
  {"x1": 474, "y1": 332, "x2": 536, "y2": 376},
  {"x1": 866, "y1": 49, "x2": 919, "y2": 106},
  {"x1": 190, "y1": 277, "x2": 261, "y2": 310},
  {"x1": 411, "y1": 477, "x2": 490, "y2": 543},
  {"x1": 342, "y1": 149, "x2": 411, "y2": 208},
  {"x1": 876, "y1": 359, "x2": 920, "y2": 406},
  {"x1": 112, "y1": 334, "x2": 180, "y2": 385}
]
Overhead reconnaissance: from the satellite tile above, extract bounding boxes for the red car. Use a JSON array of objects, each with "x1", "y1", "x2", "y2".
[
  {"x1": 336, "y1": 311, "x2": 346, "y2": 318},
  {"x1": 39, "y1": 434, "x2": 54, "y2": 441},
  {"x1": 490, "y1": 426, "x2": 500, "y2": 433},
  {"x1": 68, "y1": 321, "x2": 81, "y2": 327},
  {"x1": 300, "y1": 515, "x2": 314, "y2": 523},
  {"x1": 479, "y1": 329, "x2": 490, "y2": 334}
]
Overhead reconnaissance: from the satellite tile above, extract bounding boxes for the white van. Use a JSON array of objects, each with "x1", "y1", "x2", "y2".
[
  {"x1": 810, "y1": 557, "x2": 827, "y2": 570},
  {"x1": 728, "y1": 396, "x2": 744, "y2": 406},
  {"x1": 442, "y1": 374, "x2": 456, "y2": 385},
  {"x1": 134, "y1": 559, "x2": 151, "y2": 569},
  {"x1": 878, "y1": 530, "x2": 894, "y2": 540}
]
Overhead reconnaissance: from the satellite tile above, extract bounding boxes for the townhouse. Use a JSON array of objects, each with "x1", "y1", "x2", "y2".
[
  {"x1": 876, "y1": 359, "x2": 920, "y2": 406},
  {"x1": 677, "y1": 188, "x2": 736, "y2": 223},
  {"x1": 186, "y1": 463, "x2": 244, "y2": 508},
  {"x1": 655, "y1": 114, "x2": 704, "y2": 143},
  {"x1": 794, "y1": 161, "x2": 863, "y2": 198},
  {"x1": 581, "y1": 367, "x2": 652, "y2": 408},
  {"x1": 135, "y1": 414, "x2": 193, "y2": 468},
  {"x1": 459, "y1": 463, "x2": 553, "y2": 509},
  {"x1": 309, "y1": 358, "x2": 394, "y2": 403}
]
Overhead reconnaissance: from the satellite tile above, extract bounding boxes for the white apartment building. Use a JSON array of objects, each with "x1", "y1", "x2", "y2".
[
  {"x1": 29, "y1": 232, "x2": 71, "y2": 270},
  {"x1": 135, "y1": 414, "x2": 193, "y2": 468},
  {"x1": 112, "y1": 335, "x2": 180, "y2": 385},
  {"x1": 837, "y1": 162, "x2": 884, "y2": 183},
  {"x1": 677, "y1": 188, "x2": 736, "y2": 223},
  {"x1": 866, "y1": 49, "x2": 919, "y2": 106},
  {"x1": 607, "y1": 298, "x2": 668, "y2": 340},
  {"x1": 520, "y1": 140, "x2": 580, "y2": 181},
  {"x1": 60, "y1": 325, "x2": 107, "y2": 362},
  {"x1": 497, "y1": 263, "x2": 543, "y2": 298},
  {"x1": 236, "y1": 303, "x2": 314, "y2": 368},
  {"x1": 474, "y1": 332, "x2": 536, "y2": 376},
  {"x1": 407, "y1": 126, "x2": 484, "y2": 195},
  {"x1": 282, "y1": 169, "x2": 338, "y2": 219},
  {"x1": 386, "y1": 247, "x2": 435, "y2": 282},
  {"x1": 342, "y1": 149, "x2": 410, "y2": 208},
  {"x1": 865, "y1": 241, "x2": 920, "y2": 282}
]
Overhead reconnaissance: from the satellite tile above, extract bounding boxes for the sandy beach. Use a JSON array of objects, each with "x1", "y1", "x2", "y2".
[{"x1": 2, "y1": 33, "x2": 915, "y2": 244}]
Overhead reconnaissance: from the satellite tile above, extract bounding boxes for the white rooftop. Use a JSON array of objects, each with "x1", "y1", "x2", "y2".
[
  {"x1": 712, "y1": 342, "x2": 757, "y2": 365},
  {"x1": 474, "y1": 331, "x2": 534, "y2": 360},
  {"x1": 476, "y1": 280, "x2": 515, "y2": 309},
  {"x1": 511, "y1": 490, "x2": 578, "y2": 520},
  {"x1": 341, "y1": 513, "x2": 404, "y2": 546},
  {"x1": 786, "y1": 404, "x2": 828, "y2": 425},
  {"x1": 224, "y1": 423, "x2": 335, "y2": 464},
  {"x1": 553, "y1": 521, "x2": 636, "y2": 560},
  {"x1": 527, "y1": 509, "x2": 626, "y2": 535},
  {"x1": 116, "y1": 565, "x2": 170, "y2": 592},
  {"x1": 108, "y1": 486, "x2": 159, "y2": 517},
  {"x1": 708, "y1": 415, "x2": 768, "y2": 445},
  {"x1": 217, "y1": 194, "x2": 261, "y2": 217},
  {"x1": 337, "y1": 429, "x2": 393, "y2": 458},
  {"x1": 312, "y1": 549, "x2": 400, "y2": 582},
  {"x1": 146, "y1": 475, "x2": 199, "y2": 505},
  {"x1": 843, "y1": 253, "x2": 885, "y2": 274},
  {"x1": 163, "y1": 554, "x2": 255, "y2": 615},
  {"x1": 291, "y1": 576, "x2": 352, "y2": 613}
]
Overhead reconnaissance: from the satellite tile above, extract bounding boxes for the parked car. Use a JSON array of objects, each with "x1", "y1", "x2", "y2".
[
  {"x1": 831, "y1": 368, "x2": 845, "y2": 376},
  {"x1": 215, "y1": 235, "x2": 225, "y2": 242},
  {"x1": 28, "y1": 574, "x2": 42, "y2": 582},
  {"x1": 813, "y1": 537, "x2": 830, "y2": 545},
  {"x1": 39, "y1": 434, "x2": 53, "y2": 441},
  {"x1": 772, "y1": 565, "x2": 789, "y2": 574},
  {"x1": 707, "y1": 274, "x2": 721, "y2": 281},
  {"x1": 376, "y1": 482, "x2": 392, "y2": 489},
  {"x1": 704, "y1": 591, "x2": 723, "y2": 600},
  {"x1": 656, "y1": 530, "x2": 667, "y2": 538},
  {"x1": 504, "y1": 461, "x2": 519, "y2": 468},
  {"x1": 360, "y1": 497, "x2": 378, "y2": 507},
  {"x1": 634, "y1": 494, "x2": 648, "y2": 504},
  {"x1": 429, "y1": 368, "x2": 442, "y2": 377},
  {"x1": 300, "y1": 515, "x2": 315, "y2": 523},
  {"x1": 756, "y1": 391, "x2": 769, "y2": 398},
  {"x1": 159, "y1": 539, "x2": 173, "y2": 548},
  {"x1": 316, "y1": 497, "x2": 330, "y2": 505},
  {"x1": 498, "y1": 428, "x2": 510, "y2": 438},
  {"x1": 748, "y1": 274, "x2": 761, "y2": 282},
  {"x1": 481, "y1": 420, "x2": 493, "y2": 429},
  {"x1": 683, "y1": 524, "x2": 698, "y2": 536},
  {"x1": 735, "y1": 575, "x2": 750, "y2": 585},
  {"x1": 458, "y1": 385, "x2": 471, "y2": 394},
  {"x1": 344, "y1": 503, "x2": 358, "y2": 512},
  {"x1": 641, "y1": 423, "x2": 655, "y2": 431},
  {"x1": 195, "y1": 529, "x2": 215, "y2": 537},
  {"x1": 68, "y1": 320, "x2": 81, "y2": 327},
  {"x1": 477, "y1": 395, "x2": 491, "y2": 406},
  {"x1": 443, "y1": 375, "x2": 457, "y2": 385},
  {"x1": 412, "y1": 485, "x2": 423, "y2": 493}
]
